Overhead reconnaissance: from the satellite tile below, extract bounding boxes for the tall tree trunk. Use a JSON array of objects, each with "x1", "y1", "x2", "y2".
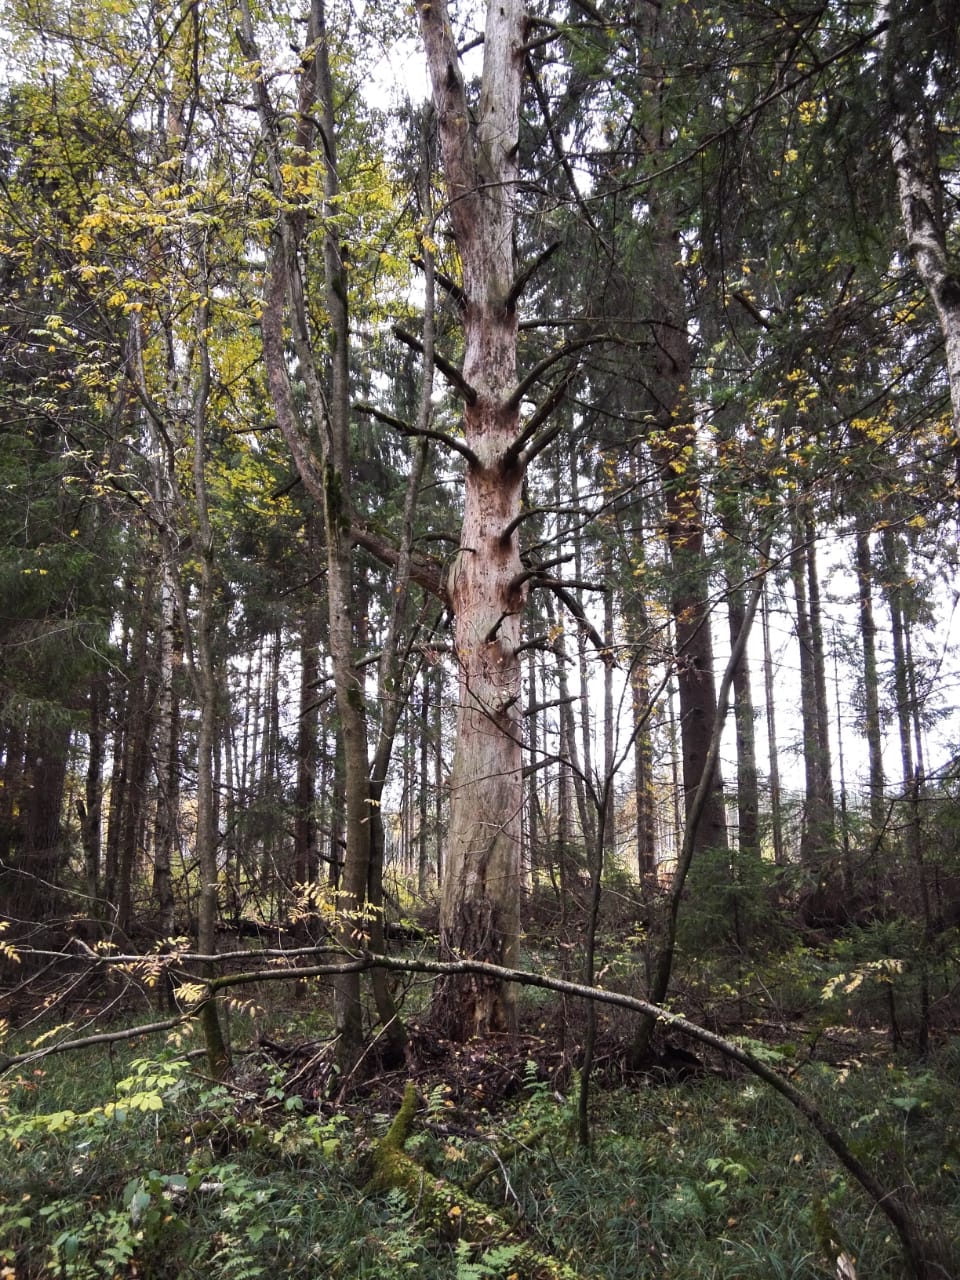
[
  {"x1": 545, "y1": 589, "x2": 592, "y2": 860},
  {"x1": 648, "y1": 306, "x2": 727, "y2": 852},
  {"x1": 623, "y1": 470, "x2": 657, "y2": 877},
  {"x1": 791, "y1": 519, "x2": 834, "y2": 864},
  {"x1": 726, "y1": 574, "x2": 760, "y2": 859},
  {"x1": 602, "y1": 548, "x2": 616, "y2": 860},
  {"x1": 103, "y1": 621, "x2": 130, "y2": 918},
  {"x1": 632, "y1": 534, "x2": 772, "y2": 1062},
  {"x1": 632, "y1": 658, "x2": 657, "y2": 878},
  {"x1": 366, "y1": 427, "x2": 432, "y2": 1057},
  {"x1": 418, "y1": 672, "x2": 431, "y2": 896},
  {"x1": 570, "y1": 449, "x2": 597, "y2": 853},
  {"x1": 419, "y1": 0, "x2": 528, "y2": 1038},
  {"x1": 314, "y1": 0, "x2": 373, "y2": 1069},
  {"x1": 882, "y1": 525, "x2": 932, "y2": 1050},
  {"x1": 242, "y1": 0, "x2": 375, "y2": 1071},
  {"x1": 191, "y1": 307, "x2": 229, "y2": 1080},
  {"x1": 882, "y1": 0, "x2": 960, "y2": 452},
  {"x1": 526, "y1": 646, "x2": 541, "y2": 875},
  {"x1": 433, "y1": 664, "x2": 445, "y2": 889},
  {"x1": 152, "y1": 561, "x2": 180, "y2": 936},
  {"x1": 294, "y1": 575, "x2": 322, "y2": 888},
  {"x1": 115, "y1": 583, "x2": 156, "y2": 936},
  {"x1": 761, "y1": 578, "x2": 785, "y2": 866},
  {"x1": 854, "y1": 523, "x2": 886, "y2": 849},
  {"x1": 805, "y1": 518, "x2": 835, "y2": 823}
]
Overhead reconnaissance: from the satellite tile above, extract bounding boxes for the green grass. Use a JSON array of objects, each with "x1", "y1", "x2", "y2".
[{"x1": 2, "y1": 1018, "x2": 958, "y2": 1280}]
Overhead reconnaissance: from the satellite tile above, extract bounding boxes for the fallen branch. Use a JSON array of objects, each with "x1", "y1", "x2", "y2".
[{"x1": 1, "y1": 948, "x2": 951, "y2": 1278}]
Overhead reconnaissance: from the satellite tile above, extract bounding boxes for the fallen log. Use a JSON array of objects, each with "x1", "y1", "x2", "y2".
[{"x1": 368, "y1": 1081, "x2": 587, "y2": 1280}]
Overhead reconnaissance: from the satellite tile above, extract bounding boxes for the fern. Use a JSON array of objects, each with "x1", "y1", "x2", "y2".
[{"x1": 453, "y1": 1239, "x2": 523, "y2": 1279}]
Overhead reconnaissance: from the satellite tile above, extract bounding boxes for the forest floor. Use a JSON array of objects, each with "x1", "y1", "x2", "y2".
[{"x1": 2, "y1": 926, "x2": 959, "y2": 1280}]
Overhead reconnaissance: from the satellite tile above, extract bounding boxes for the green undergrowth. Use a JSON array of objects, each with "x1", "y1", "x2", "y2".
[{"x1": 2, "y1": 1029, "x2": 959, "y2": 1279}]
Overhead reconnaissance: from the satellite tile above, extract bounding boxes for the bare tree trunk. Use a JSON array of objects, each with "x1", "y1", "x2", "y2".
[
  {"x1": 854, "y1": 523, "x2": 886, "y2": 848},
  {"x1": 882, "y1": 0, "x2": 960, "y2": 449},
  {"x1": 152, "y1": 561, "x2": 179, "y2": 936},
  {"x1": 791, "y1": 520, "x2": 834, "y2": 864},
  {"x1": 294, "y1": 575, "x2": 322, "y2": 888},
  {"x1": 761, "y1": 579, "x2": 785, "y2": 866},
  {"x1": 726, "y1": 575, "x2": 760, "y2": 859},
  {"x1": 191, "y1": 307, "x2": 229, "y2": 1080},
  {"x1": 419, "y1": 0, "x2": 528, "y2": 1038},
  {"x1": 242, "y1": 0, "x2": 376, "y2": 1071}
]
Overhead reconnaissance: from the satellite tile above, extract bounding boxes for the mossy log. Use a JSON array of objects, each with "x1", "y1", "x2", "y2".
[{"x1": 368, "y1": 1082, "x2": 587, "y2": 1280}]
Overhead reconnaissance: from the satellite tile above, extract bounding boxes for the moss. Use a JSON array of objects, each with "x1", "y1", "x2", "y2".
[
  {"x1": 382, "y1": 1081, "x2": 418, "y2": 1156},
  {"x1": 368, "y1": 1082, "x2": 588, "y2": 1279},
  {"x1": 323, "y1": 462, "x2": 350, "y2": 535},
  {"x1": 196, "y1": 997, "x2": 230, "y2": 1079}
]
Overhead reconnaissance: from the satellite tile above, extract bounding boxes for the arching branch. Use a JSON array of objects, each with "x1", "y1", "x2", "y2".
[{"x1": 1, "y1": 949, "x2": 943, "y2": 1278}]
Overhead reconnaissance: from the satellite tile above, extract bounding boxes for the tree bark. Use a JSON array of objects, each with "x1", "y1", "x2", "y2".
[
  {"x1": 152, "y1": 561, "x2": 179, "y2": 937},
  {"x1": 241, "y1": 0, "x2": 379, "y2": 1071},
  {"x1": 761, "y1": 578, "x2": 785, "y2": 866},
  {"x1": 882, "y1": 525, "x2": 932, "y2": 1050},
  {"x1": 726, "y1": 573, "x2": 760, "y2": 859},
  {"x1": 191, "y1": 307, "x2": 229, "y2": 1079},
  {"x1": 647, "y1": 238, "x2": 727, "y2": 854},
  {"x1": 419, "y1": 0, "x2": 528, "y2": 1038},
  {"x1": 293, "y1": 575, "x2": 322, "y2": 889},
  {"x1": 853, "y1": 523, "x2": 886, "y2": 848},
  {"x1": 882, "y1": 0, "x2": 960, "y2": 453},
  {"x1": 791, "y1": 519, "x2": 834, "y2": 864}
]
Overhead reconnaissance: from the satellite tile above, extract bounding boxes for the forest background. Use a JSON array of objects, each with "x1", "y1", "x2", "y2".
[{"x1": 2, "y1": 0, "x2": 960, "y2": 1276}]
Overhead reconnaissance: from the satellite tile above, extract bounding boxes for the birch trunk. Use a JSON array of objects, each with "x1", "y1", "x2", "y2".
[{"x1": 882, "y1": 0, "x2": 960, "y2": 451}]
